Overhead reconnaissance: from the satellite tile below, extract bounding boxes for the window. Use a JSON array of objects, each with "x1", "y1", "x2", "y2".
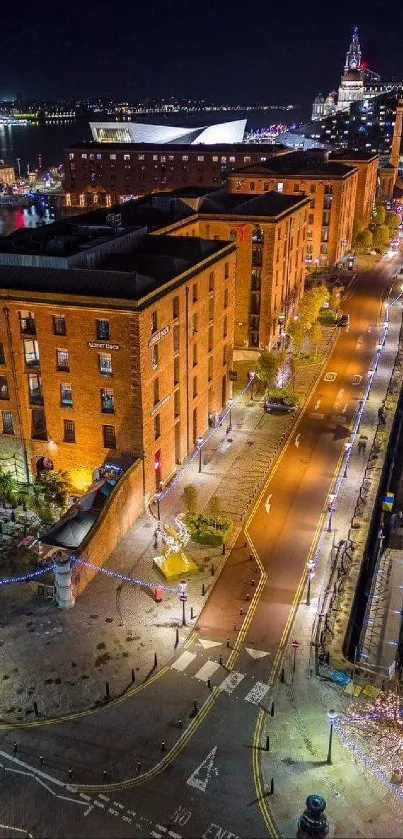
[
  {"x1": 208, "y1": 357, "x2": 213, "y2": 382},
  {"x1": 209, "y1": 272, "x2": 215, "y2": 293},
  {"x1": 250, "y1": 181, "x2": 255, "y2": 191},
  {"x1": 103, "y1": 424, "x2": 116, "y2": 449},
  {"x1": 63, "y1": 419, "x2": 76, "y2": 443},
  {"x1": 28, "y1": 373, "x2": 42, "y2": 404},
  {"x1": 123, "y1": 154, "x2": 130, "y2": 160},
  {"x1": 153, "y1": 378, "x2": 159, "y2": 407},
  {"x1": 174, "y1": 356, "x2": 179, "y2": 385},
  {"x1": 310, "y1": 199, "x2": 315, "y2": 209},
  {"x1": 182, "y1": 155, "x2": 188, "y2": 161},
  {"x1": 98, "y1": 353, "x2": 112, "y2": 375},
  {"x1": 24, "y1": 339, "x2": 40, "y2": 367},
  {"x1": 192, "y1": 283, "x2": 198, "y2": 303},
  {"x1": 96, "y1": 319, "x2": 110, "y2": 340},
  {"x1": 263, "y1": 182, "x2": 269, "y2": 191},
  {"x1": 223, "y1": 345, "x2": 228, "y2": 366},
  {"x1": 223, "y1": 316, "x2": 228, "y2": 338},
  {"x1": 310, "y1": 184, "x2": 316, "y2": 193},
  {"x1": 208, "y1": 325, "x2": 213, "y2": 353},
  {"x1": 0, "y1": 376, "x2": 9, "y2": 400},
  {"x1": 2, "y1": 410, "x2": 13, "y2": 435},
  {"x1": 277, "y1": 182, "x2": 284, "y2": 193},
  {"x1": 173, "y1": 325, "x2": 179, "y2": 354},
  {"x1": 293, "y1": 184, "x2": 300, "y2": 192},
  {"x1": 174, "y1": 390, "x2": 180, "y2": 418},
  {"x1": 224, "y1": 289, "x2": 229, "y2": 309},
  {"x1": 154, "y1": 414, "x2": 161, "y2": 440},
  {"x1": 56, "y1": 349, "x2": 70, "y2": 372},
  {"x1": 229, "y1": 156, "x2": 235, "y2": 163},
  {"x1": 81, "y1": 153, "x2": 87, "y2": 159},
  {"x1": 60, "y1": 383, "x2": 73, "y2": 407},
  {"x1": 172, "y1": 296, "x2": 179, "y2": 319},
  {"x1": 151, "y1": 344, "x2": 159, "y2": 369},
  {"x1": 100, "y1": 388, "x2": 115, "y2": 413},
  {"x1": 224, "y1": 262, "x2": 229, "y2": 279},
  {"x1": 308, "y1": 214, "x2": 314, "y2": 225},
  {"x1": 53, "y1": 315, "x2": 66, "y2": 336},
  {"x1": 0, "y1": 342, "x2": 5, "y2": 364},
  {"x1": 209, "y1": 297, "x2": 214, "y2": 323},
  {"x1": 212, "y1": 156, "x2": 218, "y2": 162},
  {"x1": 19, "y1": 310, "x2": 36, "y2": 335},
  {"x1": 96, "y1": 153, "x2": 102, "y2": 160},
  {"x1": 151, "y1": 310, "x2": 158, "y2": 333},
  {"x1": 138, "y1": 154, "x2": 145, "y2": 161},
  {"x1": 193, "y1": 376, "x2": 198, "y2": 398},
  {"x1": 109, "y1": 154, "x2": 116, "y2": 160},
  {"x1": 244, "y1": 156, "x2": 251, "y2": 163},
  {"x1": 197, "y1": 155, "x2": 204, "y2": 162},
  {"x1": 192, "y1": 313, "x2": 198, "y2": 334},
  {"x1": 69, "y1": 153, "x2": 74, "y2": 160},
  {"x1": 193, "y1": 343, "x2": 198, "y2": 367}
]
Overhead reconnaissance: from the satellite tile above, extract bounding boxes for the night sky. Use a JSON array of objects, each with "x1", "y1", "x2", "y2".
[{"x1": 1, "y1": 0, "x2": 403, "y2": 105}]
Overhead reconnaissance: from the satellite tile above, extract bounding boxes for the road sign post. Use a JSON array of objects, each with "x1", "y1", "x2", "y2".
[
  {"x1": 291, "y1": 639, "x2": 300, "y2": 683},
  {"x1": 179, "y1": 579, "x2": 188, "y2": 627}
]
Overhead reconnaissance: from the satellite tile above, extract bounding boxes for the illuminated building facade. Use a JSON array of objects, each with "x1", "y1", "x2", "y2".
[
  {"x1": 89, "y1": 119, "x2": 247, "y2": 145},
  {"x1": 0, "y1": 208, "x2": 236, "y2": 495}
]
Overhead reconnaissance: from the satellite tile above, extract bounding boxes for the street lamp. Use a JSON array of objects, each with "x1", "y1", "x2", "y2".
[
  {"x1": 179, "y1": 579, "x2": 187, "y2": 627},
  {"x1": 156, "y1": 492, "x2": 161, "y2": 521},
  {"x1": 306, "y1": 560, "x2": 315, "y2": 606},
  {"x1": 343, "y1": 441, "x2": 352, "y2": 478},
  {"x1": 326, "y1": 709, "x2": 338, "y2": 765},
  {"x1": 197, "y1": 436, "x2": 203, "y2": 473},
  {"x1": 327, "y1": 493, "x2": 336, "y2": 533},
  {"x1": 228, "y1": 399, "x2": 234, "y2": 431}
]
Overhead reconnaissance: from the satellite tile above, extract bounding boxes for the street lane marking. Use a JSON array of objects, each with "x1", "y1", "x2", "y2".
[
  {"x1": 245, "y1": 648, "x2": 269, "y2": 659},
  {"x1": 324, "y1": 372, "x2": 337, "y2": 381},
  {"x1": 172, "y1": 651, "x2": 196, "y2": 671},
  {"x1": 198, "y1": 639, "x2": 222, "y2": 649},
  {"x1": 244, "y1": 681, "x2": 270, "y2": 704},
  {"x1": 220, "y1": 671, "x2": 244, "y2": 694},
  {"x1": 351, "y1": 375, "x2": 362, "y2": 385},
  {"x1": 80, "y1": 793, "x2": 91, "y2": 801},
  {"x1": 309, "y1": 412, "x2": 325, "y2": 420},
  {"x1": 0, "y1": 826, "x2": 34, "y2": 838},
  {"x1": 194, "y1": 660, "x2": 221, "y2": 682},
  {"x1": 99, "y1": 794, "x2": 109, "y2": 801},
  {"x1": 187, "y1": 746, "x2": 217, "y2": 792},
  {"x1": 294, "y1": 434, "x2": 301, "y2": 448},
  {"x1": 314, "y1": 399, "x2": 321, "y2": 410},
  {"x1": 265, "y1": 493, "x2": 272, "y2": 514},
  {"x1": 84, "y1": 806, "x2": 94, "y2": 817},
  {"x1": 122, "y1": 816, "x2": 132, "y2": 823}
]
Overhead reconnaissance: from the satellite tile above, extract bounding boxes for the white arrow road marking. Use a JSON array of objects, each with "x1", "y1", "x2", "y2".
[
  {"x1": 198, "y1": 639, "x2": 222, "y2": 649},
  {"x1": 294, "y1": 434, "x2": 301, "y2": 449},
  {"x1": 265, "y1": 494, "x2": 272, "y2": 514},
  {"x1": 187, "y1": 746, "x2": 217, "y2": 792},
  {"x1": 245, "y1": 648, "x2": 269, "y2": 659},
  {"x1": 314, "y1": 399, "x2": 321, "y2": 410},
  {"x1": 341, "y1": 403, "x2": 348, "y2": 413}
]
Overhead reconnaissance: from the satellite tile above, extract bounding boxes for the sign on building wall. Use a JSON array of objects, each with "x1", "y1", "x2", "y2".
[
  {"x1": 87, "y1": 342, "x2": 121, "y2": 351},
  {"x1": 148, "y1": 324, "x2": 171, "y2": 347}
]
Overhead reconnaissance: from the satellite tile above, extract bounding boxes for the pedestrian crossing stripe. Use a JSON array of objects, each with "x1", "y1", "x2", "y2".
[
  {"x1": 172, "y1": 651, "x2": 196, "y2": 671},
  {"x1": 244, "y1": 681, "x2": 270, "y2": 704},
  {"x1": 220, "y1": 671, "x2": 245, "y2": 694},
  {"x1": 194, "y1": 660, "x2": 221, "y2": 682}
]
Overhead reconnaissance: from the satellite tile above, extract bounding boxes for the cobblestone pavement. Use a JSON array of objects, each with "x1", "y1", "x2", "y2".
[{"x1": 0, "y1": 330, "x2": 337, "y2": 720}]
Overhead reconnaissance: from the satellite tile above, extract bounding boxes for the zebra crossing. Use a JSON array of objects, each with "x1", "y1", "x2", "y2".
[{"x1": 169, "y1": 646, "x2": 271, "y2": 706}]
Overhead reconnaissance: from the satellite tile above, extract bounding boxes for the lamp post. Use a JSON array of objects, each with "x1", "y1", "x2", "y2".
[
  {"x1": 306, "y1": 560, "x2": 315, "y2": 606},
  {"x1": 248, "y1": 370, "x2": 256, "y2": 401},
  {"x1": 179, "y1": 579, "x2": 187, "y2": 627},
  {"x1": 326, "y1": 709, "x2": 338, "y2": 765},
  {"x1": 228, "y1": 399, "x2": 234, "y2": 431},
  {"x1": 197, "y1": 436, "x2": 203, "y2": 474},
  {"x1": 156, "y1": 492, "x2": 161, "y2": 521},
  {"x1": 327, "y1": 493, "x2": 336, "y2": 533}
]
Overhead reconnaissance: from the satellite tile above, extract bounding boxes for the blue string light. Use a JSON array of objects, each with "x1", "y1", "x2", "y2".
[
  {"x1": 0, "y1": 566, "x2": 55, "y2": 587},
  {"x1": 73, "y1": 557, "x2": 180, "y2": 593}
]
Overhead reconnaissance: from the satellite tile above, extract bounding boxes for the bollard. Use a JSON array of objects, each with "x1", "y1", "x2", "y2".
[
  {"x1": 13, "y1": 742, "x2": 17, "y2": 754},
  {"x1": 270, "y1": 777, "x2": 274, "y2": 795},
  {"x1": 246, "y1": 593, "x2": 250, "y2": 601},
  {"x1": 219, "y1": 655, "x2": 223, "y2": 665},
  {"x1": 105, "y1": 681, "x2": 110, "y2": 700},
  {"x1": 131, "y1": 668, "x2": 135, "y2": 683},
  {"x1": 234, "y1": 623, "x2": 237, "y2": 631},
  {"x1": 34, "y1": 701, "x2": 39, "y2": 717},
  {"x1": 222, "y1": 542, "x2": 226, "y2": 556},
  {"x1": 154, "y1": 652, "x2": 158, "y2": 668},
  {"x1": 280, "y1": 667, "x2": 285, "y2": 683},
  {"x1": 178, "y1": 719, "x2": 182, "y2": 728},
  {"x1": 202, "y1": 583, "x2": 206, "y2": 596},
  {"x1": 175, "y1": 628, "x2": 179, "y2": 648},
  {"x1": 161, "y1": 741, "x2": 165, "y2": 752},
  {"x1": 68, "y1": 767, "x2": 73, "y2": 780},
  {"x1": 211, "y1": 563, "x2": 216, "y2": 575},
  {"x1": 251, "y1": 579, "x2": 255, "y2": 586},
  {"x1": 103, "y1": 769, "x2": 107, "y2": 781},
  {"x1": 240, "y1": 608, "x2": 243, "y2": 615},
  {"x1": 193, "y1": 700, "x2": 198, "y2": 712},
  {"x1": 190, "y1": 606, "x2": 194, "y2": 620},
  {"x1": 40, "y1": 755, "x2": 44, "y2": 765},
  {"x1": 270, "y1": 701, "x2": 274, "y2": 717},
  {"x1": 136, "y1": 761, "x2": 141, "y2": 772},
  {"x1": 249, "y1": 554, "x2": 254, "y2": 561},
  {"x1": 207, "y1": 678, "x2": 211, "y2": 689},
  {"x1": 226, "y1": 639, "x2": 230, "y2": 648},
  {"x1": 265, "y1": 735, "x2": 270, "y2": 751}
]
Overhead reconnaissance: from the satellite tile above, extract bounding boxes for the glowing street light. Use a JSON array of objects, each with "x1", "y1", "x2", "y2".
[
  {"x1": 326, "y1": 709, "x2": 338, "y2": 764},
  {"x1": 228, "y1": 399, "x2": 234, "y2": 431},
  {"x1": 179, "y1": 579, "x2": 187, "y2": 627},
  {"x1": 197, "y1": 436, "x2": 204, "y2": 474},
  {"x1": 327, "y1": 493, "x2": 336, "y2": 533},
  {"x1": 306, "y1": 560, "x2": 315, "y2": 606}
]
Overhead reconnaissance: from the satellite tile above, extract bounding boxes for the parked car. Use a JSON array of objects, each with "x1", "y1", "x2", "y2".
[
  {"x1": 264, "y1": 397, "x2": 297, "y2": 414},
  {"x1": 338, "y1": 313, "x2": 350, "y2": 327}
]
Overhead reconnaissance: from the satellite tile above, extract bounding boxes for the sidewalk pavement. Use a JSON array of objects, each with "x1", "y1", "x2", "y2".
[
  {"x1": 0, "y1": 328, "x2": 337, "y2": 721},
  {"x1": 259, "y1": 293, "x2": 403, "y2": 837}
]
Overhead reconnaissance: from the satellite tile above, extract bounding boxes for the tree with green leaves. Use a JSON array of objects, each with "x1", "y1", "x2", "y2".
[
  {"x1": 35, "y1": 470, "x2": 70, "y2": 510},
  {"x1": 386, "y1": 212, "x2": 400, "y2": 231},
  {"x1": 256, "y1": 350, "x2": 280, "y2": 390},
  {"x1": 373, "y1": 225, "x2": 390, "y2": 249},
  {"x1": 354, "y1": 228, "x2": 373, "y2": 250},
  {"x1": 309, "y1": 320, "x2": 322, "y2": 358},
  {"x1": 329, "y1": 286, "x2": 343, "y2": 313},
  {"x1": 183, "y1": 484, "x2": 198, "y2": 514},
  {"x1": 288, "y1": 319, "x2": 306, "y2": 356},
  {"x1": 298, "y1": 285, "x2": 329, "y2": 329},
  {"x1": 373, "y1": 204, "x2": 386, "y2": 226}
]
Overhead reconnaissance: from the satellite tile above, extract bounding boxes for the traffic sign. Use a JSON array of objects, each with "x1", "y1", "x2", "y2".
[
  {"x1": 180, "y1": 594, "x2": 187, "y2": 602},
  {"x1": 291, "y1": 640, "x2": 300, "y2": 649}
]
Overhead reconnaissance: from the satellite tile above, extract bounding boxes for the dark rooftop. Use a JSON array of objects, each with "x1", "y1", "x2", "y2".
[
  {"x1": 329, "y1": 150, "x2": 379, "y2": 162},
  {"x1": 66, "y1": 140, "x2": 289, "y2": 155},
  {"x1": 198, "y1": 189, "x2": 309, "y2": 217},
  {"x1": 229, "y1": 150, "x2": 357, "y2": 178},
  {"x1": 0, "y1": 235, "x2": 233, "y2": 305}
]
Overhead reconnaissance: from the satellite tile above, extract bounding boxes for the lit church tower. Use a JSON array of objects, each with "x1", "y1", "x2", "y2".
[{"x1": 336, "y1": 27, "x2": 365, "y2": 111}]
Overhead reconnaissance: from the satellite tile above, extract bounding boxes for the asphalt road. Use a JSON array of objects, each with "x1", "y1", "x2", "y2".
[{"x1": 1, "y1": 256, "x2": 402, "y2": 839}]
